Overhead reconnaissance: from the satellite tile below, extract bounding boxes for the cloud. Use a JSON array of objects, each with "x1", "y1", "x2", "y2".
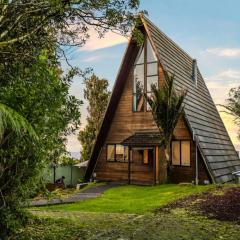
[
  {"x1": 206, "y1": 69, "x2": 240, "y2": 104},
  {"x1": 206, "y1": 69, "x2": 240, "y2": 151},
  {"x1": 80, "y1": 28, "x2": 128, "y2": 51},
  {"x1": 82, "y1": 55, "x2": 101, "y2": 62},
  {"x1": 204, "y1": 48, "x2": 240, "y2": 57}
]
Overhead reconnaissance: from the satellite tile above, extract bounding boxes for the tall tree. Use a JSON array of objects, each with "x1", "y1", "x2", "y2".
[
  {"x1": 0, "y1": 1, "x2": 141, "y2": 237},
  {"x1": 146, "y1": 71, "x2": 187, "y2": 183},
  {"x1": 78, "y1": 74, "x2": 111, "y2": 162},
  {"x1": 222, "y1": 87, "x2": 240, "y2": 138}
]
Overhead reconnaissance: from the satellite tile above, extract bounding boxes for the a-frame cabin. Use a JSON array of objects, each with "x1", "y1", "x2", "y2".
[{"x1": 85, "y1": 15, "x2": 240, "y2": 185}]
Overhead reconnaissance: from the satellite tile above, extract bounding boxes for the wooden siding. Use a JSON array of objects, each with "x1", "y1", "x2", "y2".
[{"x1": 94, "y1": 59, "x2": 210, "y2": 184}]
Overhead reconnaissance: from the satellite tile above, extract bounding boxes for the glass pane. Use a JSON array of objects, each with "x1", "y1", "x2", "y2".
[
  {"x1": 107, "y1": 145, "x2": 115, "y2": 161},
  {"x1": 143, "y1": 149, "x2": 148, "y2": 164},
  {"x1": 181, "y1": 141, "x2": 191, "y2": 166},
  {"x1": 172, "y1": 141, "x2": 180, "y2": 165},
  {"x1": 133, "y1": 64, "x2": 144, "y2": 93},
  {"x1": 147, "y1": 62, "x2": 158, "y2": 76},
  {"x1": 135, "y1": 45, "x2": 144, "y2": 65},
  {"x1": 147, "y1": 75, "x2": 158, "y2": 92},
  {"x1": 147, "y1": 38, "x2": 157, "y2": 62},
  {"x1": 116, "y1": 145, "x2": 124, "y2": 162},
  {"x1": 133, "y1": 93, "x2": 144, "y2": 112},
  {"x1": 146, "y1": 93, "x2": 153, "y2": 111},
  {"x1": 124, "y1": 146, "x2": 129, "y2": 162}
]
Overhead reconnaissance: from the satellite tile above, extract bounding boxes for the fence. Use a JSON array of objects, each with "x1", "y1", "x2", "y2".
[{"x1": 44, "y1": 165, "x2": 85, "y2": 186}]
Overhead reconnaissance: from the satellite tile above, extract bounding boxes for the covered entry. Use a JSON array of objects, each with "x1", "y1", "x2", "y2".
[{"x1": 122, "y1": 132, "x2": 162, "y2": 185}]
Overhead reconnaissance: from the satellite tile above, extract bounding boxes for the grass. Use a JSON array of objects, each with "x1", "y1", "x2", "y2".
[
  {"x1": 34, "y1": 184, "x2": 212, "y2": 214},
  {"x1": 16, "y1": 207, "x2": 240, "y2": 240},
  {"x1": 16, "y1": 184, "x2": 240, "y2": 239}
]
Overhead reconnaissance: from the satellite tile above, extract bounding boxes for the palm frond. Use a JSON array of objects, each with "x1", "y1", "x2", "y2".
[
  {"x1": 0, "y1": 103, "x2": 37, "y2": 141},
  {"x1": 145, "y1": 71, "x2": 187, "y2": 147}
]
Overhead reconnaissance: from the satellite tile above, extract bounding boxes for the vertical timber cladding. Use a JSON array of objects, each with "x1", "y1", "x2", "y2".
[{"x1": 94, "y1": 49, "x2": 209, "y2": 184}]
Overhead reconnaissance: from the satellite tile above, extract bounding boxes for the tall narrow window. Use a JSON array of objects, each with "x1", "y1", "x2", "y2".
[
  {"x1": 107, "y1": 145, "x2": 115, "y2": 162},
  {"x1": 172, "y1": 141, "x2": 180, "y2": 165},
  {"x1": 133, "y1": 36, "x2": 158, "y2": 112}
]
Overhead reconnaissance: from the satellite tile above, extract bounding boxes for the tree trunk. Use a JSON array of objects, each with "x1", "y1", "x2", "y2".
[{"x1": 158, "y1": 147, "x2": 168, "y2": 184}]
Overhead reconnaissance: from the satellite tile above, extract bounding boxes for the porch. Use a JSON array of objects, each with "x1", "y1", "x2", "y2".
[{"x1": 122, "y1": 132, "x2": 162, "y2": 185}]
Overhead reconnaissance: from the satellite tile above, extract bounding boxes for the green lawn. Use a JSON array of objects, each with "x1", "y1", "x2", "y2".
[
  {"x1": 35, "y1": 184, "x2": 212, "y2": 214},
  {"x1": 16, "y1": 184, "x2": 240, "y2": 239}
]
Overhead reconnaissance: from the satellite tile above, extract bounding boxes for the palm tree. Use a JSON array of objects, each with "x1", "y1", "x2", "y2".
[
  {"x1": 0, "y1": 103, "x2": 37, "y2": 142},
  {"x1": 145, "y1": 71, "x2": 187, "y2": 183}
]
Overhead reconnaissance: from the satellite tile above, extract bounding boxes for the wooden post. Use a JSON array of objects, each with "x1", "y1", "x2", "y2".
[
  {"x1": 155, "y1": 146, "x2": 159, "y2": 184},
  {"x1": 153, "y1": 147, "x2": 156, "y2": 184},
  {"x1": 128, "y1": 147, "x2": 131, "y2": 184}
]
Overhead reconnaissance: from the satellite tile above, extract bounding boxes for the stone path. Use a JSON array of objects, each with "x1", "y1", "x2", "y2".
[{"x1": 31, "y1": 182, "x2": 121, "y2": 206}]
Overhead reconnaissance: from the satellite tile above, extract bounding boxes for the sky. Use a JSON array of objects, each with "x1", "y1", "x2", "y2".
[{"x1": 65, "y1": 0, "x2": 240, "y2": 157}]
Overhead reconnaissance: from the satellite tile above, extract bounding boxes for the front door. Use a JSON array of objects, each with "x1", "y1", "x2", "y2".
[{"x1": 128, "y1": 147, "x2": 155, "y2": 184}]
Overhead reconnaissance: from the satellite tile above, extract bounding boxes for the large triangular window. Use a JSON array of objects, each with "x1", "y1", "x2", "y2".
[{"x1": 133, "y1": 37, "x2": 158, "y2": 112}]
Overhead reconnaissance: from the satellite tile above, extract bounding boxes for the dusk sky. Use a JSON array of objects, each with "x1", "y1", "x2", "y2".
[{"x1": 65, "y1": 0, "x2": 240, "y2": 156}]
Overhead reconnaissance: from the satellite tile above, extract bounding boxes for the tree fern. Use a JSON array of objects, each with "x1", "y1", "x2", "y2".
[{"x1": 0, "y1": 103, "x2": 37, "y2": 141}]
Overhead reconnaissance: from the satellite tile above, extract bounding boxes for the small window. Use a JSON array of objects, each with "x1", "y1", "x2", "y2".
[
  {"x1": 172, "y1": 140, "x2": 191, "y2": 166},
  {"x1": 107, "y1": 144, "x2": 129, "y2": 162},
  {"x1": 107, "y1": 145, "x2": 115, "y2": 162}
]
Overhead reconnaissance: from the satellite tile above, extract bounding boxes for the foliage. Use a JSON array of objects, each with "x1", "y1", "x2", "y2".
[
  {"x1": 0, "y1": 53, "x2": 82, "y2": 238},
  {"x1": 78, "y1": 74, "x2": 111, "y2": 162},
  {"x1": 0, "y1": 1, "x2": 142, "y2": 237},
  {"x1": 57, "y1": 154, "x2": 79, "y2": 166},
  {"x1": 0, "y1": 103, "x2": 37, "y2": 141},
  {"x1": 145, "y1": 71, "x2": 187, "y2": 182},
  {"x1": 222, "y1": 87, "x2": 240, "y2": 138},
  {"x1": 37, "y1": 184, "x2": 211, "y2": 214}
]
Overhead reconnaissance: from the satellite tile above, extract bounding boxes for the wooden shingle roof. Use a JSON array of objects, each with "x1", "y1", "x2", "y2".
[{"x1": 141, "y1": 15, "x2": 240, "y2": 183}]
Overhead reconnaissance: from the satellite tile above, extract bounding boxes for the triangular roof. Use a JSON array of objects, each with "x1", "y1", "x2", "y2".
[{"x1": 85, "y1": 15, "x2": 240, "y2": 183}]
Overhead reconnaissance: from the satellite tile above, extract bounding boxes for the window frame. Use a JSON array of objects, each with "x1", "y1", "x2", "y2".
[
  {"x1": 132, "y1": 36, "x2": 159, "y2": 113},
  {"x1": 106, "y1": 144, "x2": 129, "y2": 163},
  {"x1": 171, "y1": 140, "x2": 191, "y2": 167}
]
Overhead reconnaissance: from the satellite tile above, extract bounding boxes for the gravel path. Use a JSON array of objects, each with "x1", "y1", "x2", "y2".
[{"x1": 31, "y1": 182, "x2": 122, "y2": 206}]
